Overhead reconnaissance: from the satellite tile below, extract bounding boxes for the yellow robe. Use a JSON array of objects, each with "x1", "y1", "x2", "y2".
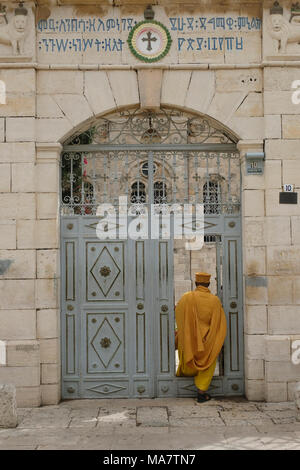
[{"x1": 176, "y1": 285, "x2": 227, "y2": 391}]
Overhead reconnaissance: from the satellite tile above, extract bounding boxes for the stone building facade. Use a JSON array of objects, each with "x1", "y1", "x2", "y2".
[{"x1": 0, "y1": 0, "x2": 299, "y2": 406}]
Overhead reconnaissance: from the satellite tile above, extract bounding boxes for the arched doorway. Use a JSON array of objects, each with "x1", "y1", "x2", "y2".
[{"x1": 60, "y1": 107, "x2": 243, "y2": 398}]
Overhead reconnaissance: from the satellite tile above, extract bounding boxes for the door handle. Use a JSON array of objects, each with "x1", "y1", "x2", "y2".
[{"x1": 230, "y1": 301, "x2": 237, "y2": 309}]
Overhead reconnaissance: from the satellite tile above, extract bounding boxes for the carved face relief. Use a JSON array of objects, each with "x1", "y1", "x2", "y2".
[
  {"x1": 271, "y1": 14, "x2": 283, "y2": 32},
  {"x1": 13, "y1": 15, "x2": 27, "y2": 33}
]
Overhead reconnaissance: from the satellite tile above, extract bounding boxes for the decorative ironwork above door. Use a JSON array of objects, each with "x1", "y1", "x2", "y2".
[{"x1": 64, "y1": 107, "x2": 238, "y2": 146}]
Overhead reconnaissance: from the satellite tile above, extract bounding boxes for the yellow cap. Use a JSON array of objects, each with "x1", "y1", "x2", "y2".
[{"x1": 195, "y1": 272, "x2": 211, "y2": 283}]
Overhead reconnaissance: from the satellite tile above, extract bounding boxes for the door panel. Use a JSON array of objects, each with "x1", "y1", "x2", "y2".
[
  {"x1": 175, "y1": 230, "x2": 244, "y2": 398},
  {"x1": 86, "y1": 242, "x2": 125, "y2": 302},
  {"x1": 86, "y1": 312, "x2": 126, "y2": 374}
]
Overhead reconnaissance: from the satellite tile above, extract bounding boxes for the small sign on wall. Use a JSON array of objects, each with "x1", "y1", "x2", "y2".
[
  {"x1": 245, "y1": 152, "x2": 264, "y2": 175},
  {"x1": 280, "y1": 184, "x2": 298, "y2": 204},
  {"x1": 282, "y1": 184, "x2": 294, "y2": 192}
]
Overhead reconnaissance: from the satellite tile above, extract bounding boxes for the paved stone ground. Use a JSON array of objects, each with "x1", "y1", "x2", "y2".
[{"x1": 0, "y1": 397, "x2": 300, "y2": 450}]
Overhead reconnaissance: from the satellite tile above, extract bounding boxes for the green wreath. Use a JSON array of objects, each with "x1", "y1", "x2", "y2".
[{"x1": 127, "y1": 20, "x2": 172, "y2": 63}]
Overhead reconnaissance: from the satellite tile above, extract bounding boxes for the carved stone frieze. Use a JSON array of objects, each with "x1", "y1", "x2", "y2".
[{"x1": 0, "y1": 2, "x2": 34, "y2": 60}]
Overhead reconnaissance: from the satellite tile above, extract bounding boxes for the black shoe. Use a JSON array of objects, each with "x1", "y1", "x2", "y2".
[{"x1": 197, "y1": 392, "x2": 211, "y2": 403}]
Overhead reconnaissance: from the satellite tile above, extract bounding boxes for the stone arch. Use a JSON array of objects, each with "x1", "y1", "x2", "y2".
[
  {"x1": 36, "y1": 68, "x2": 259, "y2": 145},
  {"x1": 160, "y1": 69, "x2": 263, "y2": 141}
]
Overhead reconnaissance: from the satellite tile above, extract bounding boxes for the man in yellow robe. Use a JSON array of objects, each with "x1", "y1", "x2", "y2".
[{"x1": 175, "y1": 272, "x2": 227, "y2": 403}]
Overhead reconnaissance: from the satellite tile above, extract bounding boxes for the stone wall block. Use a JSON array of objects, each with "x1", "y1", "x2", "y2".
[
  {"x1": 265, "y1": 139, "x2": 300, "y2": 160},
  {"x1": 53, "y1": 94, "x2": 93, "y2": 128},
  {"x1": 264, "y1": 115, "x2": 281, "y2": 139},
  {"x1": 245, "y1": 359, "x2": 264, "y2": 380},
  {"x1": 282, "y1": 116, "x2": 300, "y2": 139},
  {"x1": 0, "y1": 280, "x2": 35, "y2": 309},
  {"x1": 36, "y1": 279, "x2": 59, "y2": 310},
  {"x1": 84, "y1": 71, "x2": 116, "y2": 116},
  {"x1": 161, "y1": 70, "x2": 191, "y2": 108},
  {"x1": 265, "y1": 335, "x2": 291, "y2": 362},
  {"x1": 267, "y1": 246, "x2": 300, "y2": 275},
  {"x1": 243, "y1": 190, "x2": 265, "y2": 217},
  {"x1": 17, "y1": 220, "x2": 59, "y2": 249},
  {"x1": 0, "y1": 250, "x2": 36, "y2": 279},
  {"x1": 269, "y1": 306, "x2": 300, "y2": 334},
  {"x1": 107, "y1": 70, "x2": 139, "y2": 108},
  {"x1": 0, "y1": 143, "x2": 35, "y2": 163},
  {"x1": 40, "y1": 338, "x2": 60, "y2": 364},
  {"x1": 6, "y1": 118, "x2": 35, "y2": 142},
  {"x1": 37, "y1": 71, "x2": 83, "y2": 94},
  {"x1": 185, "y1": 71, "x2": 215, "y2": 113},
  {"x1": 37, "y1": 250, "x2": 59, "y2": 279},
  {"x1": 245, "y1": 379, "x2": 265, "y2": 401},
  {"x1": 245, "y1": 334, "x2": 265, "y2": 359},
  {"x1": 265, "y1": 382, "x2": 288, "y2": 402},
  {"x1": 265, "y1": 217, "x2": 291, "y2": 245},
  {"x1": 37, "y1": 309, "x2": 59, "y2": 339},
  {"x1": 0, "y1": 310, "x2": 36, "y2": 340},
  {"x1": 245, "y1": 305, "x2": 267, "y2": 334},
  {"x1": 41, "y1": 364, "x2": 60, "y2": 385},
  {"x1": 41, "y1": 384, "x2": 60, "y2": 406},
  {"x1": 0, "y1": 165, "x2": 11, "y2": 193},
  {"x1": 0, "y1": 366, "x2": 40, "y2": 387},
  {"x1": 266, "y1": 361, "x2": 300, "y2": 383},
  {"x1": 6, "y1": 340, "x2": 40, "y2": 367}
]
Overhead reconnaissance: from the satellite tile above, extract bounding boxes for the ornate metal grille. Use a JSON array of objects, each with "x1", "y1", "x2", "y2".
[
  {"x1": 203, "y1": 181, "x2": 221, "y2": 215},
  {"x1": 64, "y1": 107, "x2": 238, "y2": 146},
  {"x1": 61, "y1": 150, "x2": 240, "y2": 215},
  {"x1": 130, "y1": 181, "x2": 146, "y2": 204},
  {"x1": 61, "y1": 108, "x2": 240, "y2": 216},
  {"x1": 154, "y1": 181, "x2": 167, "y2": 205}
]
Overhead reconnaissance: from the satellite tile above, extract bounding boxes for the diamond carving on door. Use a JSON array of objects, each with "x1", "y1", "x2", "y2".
[
  {"x1": 87, "y1": 313, "x2": 125, "y2": 373},
  {"x1": 87, "y1": 243, "x2": 124, "y2": 301}
]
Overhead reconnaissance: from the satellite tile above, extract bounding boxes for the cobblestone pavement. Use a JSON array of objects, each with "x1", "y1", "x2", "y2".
[{"x1": 1, "y1": 397, "x2": 300, "y2": 450}]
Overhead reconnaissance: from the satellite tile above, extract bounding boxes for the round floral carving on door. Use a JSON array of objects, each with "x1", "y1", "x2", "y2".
[
  {"x1": 100, "y1": 337, "x2": 111, "y2": 349},
  {"x1": 100, "y1": 266, "x2": 111, "y2": 277}
]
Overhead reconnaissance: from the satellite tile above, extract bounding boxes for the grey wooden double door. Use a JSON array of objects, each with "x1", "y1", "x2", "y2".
[
  {"x1": 61, "y1": 218, "x2": 174, "y2": 399},
  {"x1": 60, "y1": 145, "x2": 244, "y2": 399},
  {"x1": 61, "y1": 218, "x2": 244, "y2": 399}
]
